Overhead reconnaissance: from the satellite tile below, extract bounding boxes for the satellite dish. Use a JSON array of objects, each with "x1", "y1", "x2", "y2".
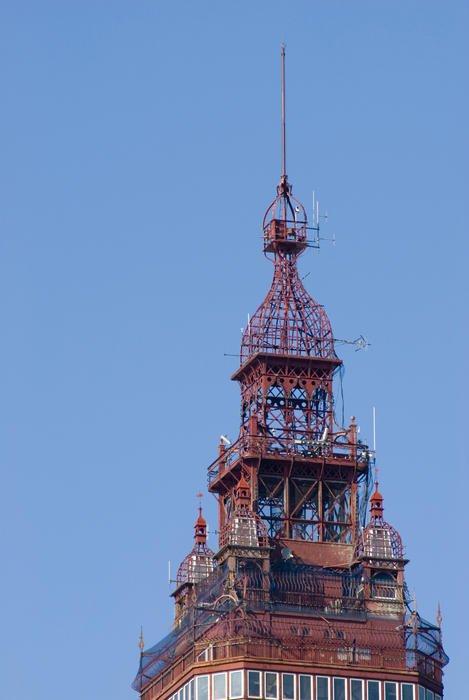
[{"x1": 281, "y1": 547, "x2": 293, "y2": 561}]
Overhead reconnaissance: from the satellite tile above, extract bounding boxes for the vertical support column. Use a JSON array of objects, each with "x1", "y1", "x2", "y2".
[
  {"x1": 350, "y1": 481, "x2": 358, "y2": 543},
  {"x1": 318, "y1": 480, "x2": 323, "y2": 542},
  {"x1": 284, "y1": 470, "x2": 290, "y2": 539}
]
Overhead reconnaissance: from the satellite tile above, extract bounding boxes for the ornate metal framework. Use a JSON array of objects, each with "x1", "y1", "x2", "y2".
[
  {"x1": 134, "y1": 48, "x2": 447, "y2": 700},
  {"x1": 209, "y1": 170, "x2": 370, "y2": 550}
]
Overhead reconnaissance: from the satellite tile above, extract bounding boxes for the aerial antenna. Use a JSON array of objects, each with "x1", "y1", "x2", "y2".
[
  {"x1": 333, "y1": 335, "x2": 370, "y2": 352},
  {"x1": 372, "y1": 406, "x2": 376, "y2": 454},
  {"x1": 281, "y1": 44, "x2": 286, "y2": 179}
]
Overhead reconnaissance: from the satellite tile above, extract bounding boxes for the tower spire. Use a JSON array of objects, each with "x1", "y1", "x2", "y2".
[
  {"x1": 281, "y1": 44, "x2": 286, "y2": 181},
  {"x1": 437, "y1": 601, "x2": 442, "y2": 628}
]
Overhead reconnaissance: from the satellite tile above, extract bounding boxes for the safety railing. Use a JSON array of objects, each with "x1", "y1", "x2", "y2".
[{"x1": 208, "y1": 432, "x2": 367, "y2": 485}]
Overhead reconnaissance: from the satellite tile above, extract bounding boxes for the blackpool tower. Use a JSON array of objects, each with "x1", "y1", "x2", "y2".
[{"x1": 133, "y1": 48, "x2": 448, "y2": 700}]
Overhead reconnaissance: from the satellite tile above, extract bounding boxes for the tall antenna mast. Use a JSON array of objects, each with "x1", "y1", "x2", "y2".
[{"x1": 281, "y1": 44, "x2": 286, "y2": 179}]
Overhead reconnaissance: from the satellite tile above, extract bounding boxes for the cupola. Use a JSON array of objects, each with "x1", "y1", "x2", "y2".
[{"x1": 175, "y1": 507, "x2": 215, "y2": 587}]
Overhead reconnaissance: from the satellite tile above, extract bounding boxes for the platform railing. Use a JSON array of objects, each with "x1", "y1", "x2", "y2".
[
  {"x1": 140, "y1": 636, "x2": 443, "y2": 700},
  {"x1": 208, "y1": 431, "x2": 367, "y2": 485}
]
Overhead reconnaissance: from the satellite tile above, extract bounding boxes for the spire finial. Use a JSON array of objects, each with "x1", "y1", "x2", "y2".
[
  {"x1": 194, "y1": 497, "x2": 207, "y2": 545},
  {"x1": 138, "y1": 626, "x2": 144, "y2": 654},
  {"x1": 370, "y1": 467, "x2": 384, "y2": 520},
  {"x1": 437, "y1": 601, "x2": 442, "y2": 627},
  {"x1": 281, "y1": 44, "x2": 286, "y2": 180}
]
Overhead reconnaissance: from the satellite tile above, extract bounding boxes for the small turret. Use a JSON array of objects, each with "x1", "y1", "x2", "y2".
[
  {"x1": 357, "y1": 475, "x2": 407, "y2": 616},
  {"x1": 219, "y1": 474, "x2": 269, "y2": 551},
  {"x1": 359, "y1": 479, "x2": 404, "y2": 560},
  {"x1": 176, "y1": 507, "x2": 215, "y2": 586},
  {"x1": 172, "y1": 506, "x2": 215, "y2": 624}
]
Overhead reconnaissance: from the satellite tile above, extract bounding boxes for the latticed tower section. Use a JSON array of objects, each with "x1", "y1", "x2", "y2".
[
  {"x1": 208, "y1": 168, "x2": 369, "y2": 561},
  {"x1": 237, "y1": 176, "x2": 338, "y2": 446},
  {"x1": 242, "y1": 176, "x2": 335, "y2": 364}
]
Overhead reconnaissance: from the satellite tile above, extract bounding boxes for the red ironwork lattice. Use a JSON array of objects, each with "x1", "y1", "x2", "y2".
[{"x1": 240, "y1": 176, "x2": 335, "y2": 366}]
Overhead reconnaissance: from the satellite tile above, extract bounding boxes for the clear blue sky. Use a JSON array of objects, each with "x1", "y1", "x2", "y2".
[{"x1": 1, "y1": 2, "x2": 467, "y2": 698}]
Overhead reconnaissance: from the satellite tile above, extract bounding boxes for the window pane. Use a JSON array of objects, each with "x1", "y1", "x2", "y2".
[
  {"x1": 282, "y1": 674, "x2": 295, "y2": 700},
  {"x1": 333, "y1": 678, "x2": 345, "y2": 700},
  {"x1": 214, "y1": 674, "x2": 227, "y2": 700},
  {"x1": 197, "y1": 677, "x2": 209, "y2": 700},
  {"x1": 419, "y1": 688, "x2": 425, "y2": 700},
  {"x1": 299, "y1": 676, "x2": 311, "y2": 700},
  {"x1": 425, "y1": 692, "x2": 434, "y2": 700},
  {"x1": 317, "y1": 677, "x2": 329, "y2": 700},
  {"x1": 401, "y1": 684, "x2": 413, "y2": 700},
  {"x1": 184, "y1": 684, "x2": 188, "y2": 700},
  {"x1": 265, "y1": 673, "x2": 278, "y2": 699},
  {"x1": 367, "y1": 681, "x2": 380, "y2": 700},
  {"x1": 351, "y1": 680, "x2": 363, "y2": 700},
  {"x1": 385, "y1": 683, "x2": 397, "y2": 700},
  {"x1": 230, "y1": 671, "x2": 243, "y2": 699},
  {"x1": 190, "y1": 681, "x2": 195, "y2": 700},
  {"x1": 248, "y1": 671, "x2": 261, "y2": 698},
  {"x1": 179, "y1": 689, "x2": 184, "y2": 700}
]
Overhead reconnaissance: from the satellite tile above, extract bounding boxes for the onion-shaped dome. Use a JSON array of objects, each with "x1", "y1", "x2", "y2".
[
  {"x1": 219, "y1": 475, "x2": 269, "y2": 549},
  {"x1": 357, "y1": 481, "x2": 404, "y2": 560},
  {"x1": 176, "y1": 508, "x2": 215, "y2": 586},
  {"x1": 240, "y1": 176, "x2": 336, "y2": 365}
]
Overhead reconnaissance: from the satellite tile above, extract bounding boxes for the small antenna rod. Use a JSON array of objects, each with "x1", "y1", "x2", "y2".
[
  {"x1": 372, "y1": 406, "x2": 376, "y2": 453},
  {"x1": 281, "y1": 44, "x2": 286, "y2": 179}
]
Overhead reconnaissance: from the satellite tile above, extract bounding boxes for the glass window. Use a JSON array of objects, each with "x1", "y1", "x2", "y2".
[
  {"x1": 190, "y1": 681, "x2": 195, "y2": 700},
  {"x1": 333, "y1": 678, "x2": 345, "y2": 700},
  {"x1": 384, "y1": 683, "x2": 396, "y2": 700},
  {"x1": 179, "y1": 689, "x2": 184, "y2": 700},
  {"x1": 435, "y1": 696, "x2": 442, "y2": 700},
  {"x1": 299, "y1": 675, "x2": 311, "y2": 700},
  {"x1": 184, "y1": 684, "x2": 188, "y2": 700},
  {"x1": 317, "y1": 677, "x2": 330, "y2": 700},
  {"x1": 351, "y1": 679, "x2": 363, "y2": 700},
  {"x1": 197, "y1": 676, "x2": 209, "y2": 700},
  {"x1": 214, "y1": 674, "x2": 227, "y2": 700},
  {"x1": 230, "y1": 671, "x2": 243, "y2": 699},
  {"x1": 401, "y1": 684, "x2": 414, "y2": 700},
  {"x1": 367, "y1": 681, "x2": 380, "y2": 700},
  {"x1": 282, "y1": 674, "x2": 295, "y2": 700},
  {"x1": 418, "y1": 688, "x2": 425, "y2": 700},
  {"x1": 265, "y1": 673, "x2": 278, "y2": 699},
  {"x1": 248, "y1": 671, "x2": 261, "y2": 699},
  {"x1": 197, "y1": 647, "x2": 211, "y2": 662},
  {"x1": 425, "y1": 692, "x2": 434, "y2": 700}
]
